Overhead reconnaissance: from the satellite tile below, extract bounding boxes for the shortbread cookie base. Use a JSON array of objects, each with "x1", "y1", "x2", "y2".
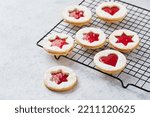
[
  {"x1": 94, "y1": 50, "x2": 127, "y2": 75},
  {"x1": 43, "y1": 33, "x2": 75, "y2": 56},
  {"x1": 44, "y1": 66, "x2": 77, "y2": 92},
  {"x1": 76, "y1": 39, "x2": 106, "y2": 49},
  {"x1": 75, "y1": 27, "x2": 106, "y2": 49},
  {"x1": 109, "y1": 42, "x2": 139, "y2": 53},
  {"x1": 96, "y1": 2, "x2": 127, "y2": 23},
  {"x1": 43, "y1": 43, "x2": 74, "y2": 56},
  {"x1": 64, "y1": 18, "x2": 91, "y2": 26},
  {"x1": 62, "y1": 5, "x2": 92, "y2": 26},
  {"x1": 97, "y1": 15, "x2": 126, "y2": 23},
  {"x1": 108, "y1": 29, "x2": 140, "y2": 53},
  {"x1": 95, "y1": 63, "x2": 126, "y2": 74}
]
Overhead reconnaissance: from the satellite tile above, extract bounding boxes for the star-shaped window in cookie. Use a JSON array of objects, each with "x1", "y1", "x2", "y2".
[
  {"x1": 50, "y1": 36, "x2": 68, "y2": 49},
  {"x1": 69, "y1": 9, "x2": 84, "y2": 19},
  {"x1": 115, "y1": 33, "x2": 134, "y2": 46},
  {"x1": 83, "y1": 32, "x2": 99, "y2": 43},
  {"x1": 51, "y1": 70, "x2": 68, "y2": 85}
]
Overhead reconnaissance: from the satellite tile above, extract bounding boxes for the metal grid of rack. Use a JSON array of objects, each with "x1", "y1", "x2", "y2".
[{"x1": 37, "y1": 0, "x2": 150, "y2": 92}]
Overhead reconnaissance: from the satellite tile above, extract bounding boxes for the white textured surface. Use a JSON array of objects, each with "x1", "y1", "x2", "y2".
[{"x1": 0, "y1": 0, "x2": 150, "y2": 100}]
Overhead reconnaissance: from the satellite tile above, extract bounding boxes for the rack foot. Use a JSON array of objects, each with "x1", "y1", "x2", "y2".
[{"x1": 54, "y1": 55, "x2": 61, "y2": 60}]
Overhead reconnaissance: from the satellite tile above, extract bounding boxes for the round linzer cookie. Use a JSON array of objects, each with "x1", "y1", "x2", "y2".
[
  {"x1": 62, "y1": 5, "x2": 92, "y2": 26},
  {"x1": 108, "y1": 29, "x2": 140, "y2": 53},
  {"x1": 75, "y1": 27, "x2": 106, "y2": 49},
  {"x1": 96, "y1": 2, "x2": 127, "y2": 22},
  {"x1": 43, "y1": 33, "x2": 74, "y2": 55},
  {"x1": 94, "y1": 50, "x2": 127, "y2": 74},
  {"x1": 44, "y1": 66, "x2": 77, "y2": 92}
]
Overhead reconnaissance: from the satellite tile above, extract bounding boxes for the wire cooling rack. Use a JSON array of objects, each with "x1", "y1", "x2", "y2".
[{"x1": 37, "y1": 0, "x2": 150, "y2": 92}]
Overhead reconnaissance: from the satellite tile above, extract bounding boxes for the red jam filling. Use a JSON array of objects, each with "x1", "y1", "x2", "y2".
[
  {"x1": 102, "y1": 6, "x2": 120, "y2": 15},
  {"x1": 51, "y1": 71, "x2": 68, "y2": 85},
  {"x1": 115, "y1": 33, "x2": 133, "y2": 46},
  {"x1": 100, "y1": 54, "x2": 118, "y2": 67},
  {"x1": 50, "y1": 36, "x2": 68, "y2": 49},
  {"x1": 83, "y1": 32, "x2": 99, "y2": 43},
  {"x1": 69, "y1": 9, "x2": 84, "y2": 19}
]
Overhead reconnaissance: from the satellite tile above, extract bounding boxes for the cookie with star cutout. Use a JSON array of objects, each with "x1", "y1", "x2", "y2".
[
  {"x1": 96, "y1": 2, "x2": 127, "y2": 22},
  {"x1": 62, "y1": 5, "x2": 92, "y2": 26},
  {"x1": 75, "y1": 27, "x2": 106, "y2": 49},
  {"x1": 94, "y1": 50, "x2": 127, "y2": 74},
  {"x1": 43, "y1": 33, "x2": 75, "y2": 55},
  {"x1": 44, "y1": 66, "x2": 77, "y2": 92},
  {"x1": 108, "y1": 29, "x2": 140, "y2": 53}
]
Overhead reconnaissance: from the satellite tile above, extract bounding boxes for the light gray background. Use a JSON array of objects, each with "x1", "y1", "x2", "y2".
[{"x1": 0, "y1": 0, "x2": 150, "y2": 99}]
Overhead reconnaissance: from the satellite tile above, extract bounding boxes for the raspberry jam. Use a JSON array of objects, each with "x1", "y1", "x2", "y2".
[
  {"x1": 115, "y1": 33, "x2": 133, "y2": 46},
  {"x1": 102, "y1": 6, "x2": 120, "y2": 15},
  {"x1": 51, "y1": 71, "x2": 68, "y2": 85},
  {"x1": 69, "y1": 9, "x2": 84, "y2": 19},
  {"x1": 83, "y1": 32, "x2": 99, "y2": 43},
  {"x1": 100, "y1": 54, "x2": 118, "y2": 67},
  {"x1": 50, "y1": 36, "x2": 68, "y2": 48}
]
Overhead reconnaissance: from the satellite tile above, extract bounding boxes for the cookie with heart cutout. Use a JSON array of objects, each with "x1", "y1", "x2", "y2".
[
  {"x1": 75, "y1": 27, "x2": 106, "y2": 49},
  {"x1": 44, "y1": 66, "x2": 77, "y2": 92},
  {"x1": 94, "y1": 50, "x2": 127, "y2": 74},
  {"x1": 108, "y1": 29, "x2": 140, "y2": 53},
  {"x1": 62, "y1": 5, "x2": 92, "y2": 26},
  {"x1": 96, "y1": 2, "x2": 127, "y2": 22},
  {"x1": 43, "y1": 33, "x2": 75, "y2": 55}
]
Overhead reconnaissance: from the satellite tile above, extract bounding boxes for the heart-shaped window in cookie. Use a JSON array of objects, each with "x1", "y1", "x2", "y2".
[
  {"x1": 99, "y1": 54, "x2": 118, "y2": 67},
  {"x1": 51, "y1": 70, "x2": 69, "y2": 84},
  {"x1": 69, "y1": 9, "x2": 84, "y2": 19},
  {"x1": 102, "y1": 6, "x2": 120, "y2": 15},
  {"x1": 83, "y1": 32, "x2": 99, "y2": 43},
  {"x1": 115, "y1": 33, "x2": 134, "y2": 46},
  {"x1": 50, "y1": 36, "x2": 68, "y2": 48}
]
